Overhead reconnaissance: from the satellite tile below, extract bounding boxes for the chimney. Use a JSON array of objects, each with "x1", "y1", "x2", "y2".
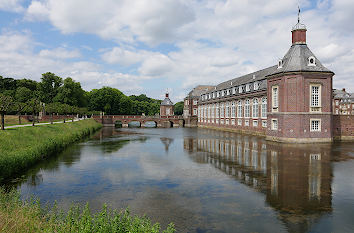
[{"x1": 342, "y1": 88, "x2": 346, "y2": 92}]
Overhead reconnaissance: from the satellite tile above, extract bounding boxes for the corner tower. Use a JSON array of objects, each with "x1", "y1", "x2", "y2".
[
  {"x1": 160, "y1": 92, "x2": 174, "y2": 116},
  {"x1": 266, "y1": 17, "x2": 334, "y2": 143}
]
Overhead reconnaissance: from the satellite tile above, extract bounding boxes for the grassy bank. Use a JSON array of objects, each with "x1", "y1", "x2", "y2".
[
  {"x1": 0, "y1": 119, "x2": 101, "y2": 181},
  {"x1": 0, "y1": 189, "x2": 175, "y2": 233}
]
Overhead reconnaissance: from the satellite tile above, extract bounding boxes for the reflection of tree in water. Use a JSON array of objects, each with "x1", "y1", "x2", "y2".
[
  {"x1": 160, "y1": 137, "x2": 174, "y2": 152},
  {"x1": 183, "y1": 129, "x2": 339, "y2": 233},
  {"x1": 2, "y1": 144, "x2": 82, "y2": 189}
]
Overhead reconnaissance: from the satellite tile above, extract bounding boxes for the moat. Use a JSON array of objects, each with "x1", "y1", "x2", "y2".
[{"x1": 7, "y1": 127, "x2": 354, "y2": 232}]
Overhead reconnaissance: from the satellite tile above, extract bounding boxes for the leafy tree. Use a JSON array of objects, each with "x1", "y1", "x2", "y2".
[
  {"x1": 39, "y1": 72, "x2": 63, "y2": 103},
  {"x1": 46, "y1": 102, "x2": 61, "y2": 124},
  {"x1": 0, "y1": 76, "x2": 16, "y2": 94},
  {"x1": 0, "y1": 94, "x2": 14, "y2": 130},
  {"x1": 17, "y1": 79, "x2": 39, "y2": 91},
  {"x1": 88, "y1": 87, "x2": 126, "y2": 115},
  {"x1": 53, "y1": 77, "x2": 87, "y2": 107},
  {"x1": 26, "y1": 97, "x2": 41, "y2": 126},
  {"x1": 13, "y1": 87, "x2": 33, "y2": 124},
  {"x1": 174, "y1": 101, "x2": 184, "y2": 115}
]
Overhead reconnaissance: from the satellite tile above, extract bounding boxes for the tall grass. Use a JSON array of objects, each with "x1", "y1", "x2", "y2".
[
  {"x1": 0, "y1": 189, "x2": 175, "y2": 232},
  {"x1": 0, "y1": 119, "x2": 102, "y2": 181}
]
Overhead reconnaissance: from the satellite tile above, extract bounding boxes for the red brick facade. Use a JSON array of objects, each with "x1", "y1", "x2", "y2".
[
  {"x1": 190, "y1": 21, "x2": 354, "y2": 143},
  {"x1": 266, "y1": 73, "x2": 334, "y2": 142},
  {"x1": 333, "y1": 115, "x2": 354, "y2": 140}
]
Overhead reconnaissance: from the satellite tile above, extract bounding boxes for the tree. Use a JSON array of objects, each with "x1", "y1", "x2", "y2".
[
  {"x1": 88, "y1": 87, "x2": 125, "y2": 115},
  {"x1": 0, "y1": 94, "x2": 14, "y2": 130},
  {"x1": 53, "y1": 77, "x2": 87, "y2": 107},
  {"x1": 14, "y1": 87, "x2": 32, "y2": 124},
  {"x1": 27, "y1": 97, "x2": 41, "y2": 126},
  {"x1": 46, "y1": 102, "x2": 61, "y2": 124},
  {"x1": 174, "y1": 101, "x2": 184, "y2": 115},
  {"x1": 39, "y1": 72, "x2": 63, "y2": 103}
]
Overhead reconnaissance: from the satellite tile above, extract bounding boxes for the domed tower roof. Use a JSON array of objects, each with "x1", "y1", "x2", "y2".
[
  {"x1": 161, "y1": 92, "x2": 174, "y2": 106},
  {"x1": 267, "y1": 10, "x2": 334, "y2": 77},
  {"x1": 292, "y1": 22, "x2": 306, "y2": 31}
]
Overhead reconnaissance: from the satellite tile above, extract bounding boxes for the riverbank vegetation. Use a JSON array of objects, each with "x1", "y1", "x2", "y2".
[
  {"x1": 0, "y1": 74, "x2": 163, "y2": 128},
  {"x1": 0, "y1": 189, "x2": 175, "y2": 232},
  {"x1": 0, "y1": 119, "x2": 101, "y2": 181}
]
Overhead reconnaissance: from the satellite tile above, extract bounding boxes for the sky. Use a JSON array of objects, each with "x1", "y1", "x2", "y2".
[{"x1": 0, "y1": 0, "x2": 353, "y2": 102}]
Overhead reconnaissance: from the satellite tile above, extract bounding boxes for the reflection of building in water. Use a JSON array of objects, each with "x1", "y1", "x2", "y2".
[
  {"x1": 183, "y1": 129, "x2": 332, "y2": 231},
  {"x1": 160, "y1": 137, "x2": 174, "y2": 152}
]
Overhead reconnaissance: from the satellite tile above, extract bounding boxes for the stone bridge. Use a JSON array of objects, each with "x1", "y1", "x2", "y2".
[{"x1": 93, "y1": 115, "x2": 185, "y2": 128}]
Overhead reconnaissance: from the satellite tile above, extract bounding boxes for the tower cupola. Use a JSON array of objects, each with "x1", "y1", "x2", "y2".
[{"x1": 291, "y1": 7, "x2": 307, "y2": 44}]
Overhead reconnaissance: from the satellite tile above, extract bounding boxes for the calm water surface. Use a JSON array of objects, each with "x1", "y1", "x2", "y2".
[{"x1": 8, "y1": 127, "x2": 354, "y2": 232}]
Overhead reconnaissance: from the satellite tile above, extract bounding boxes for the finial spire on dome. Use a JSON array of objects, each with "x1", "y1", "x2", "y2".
[{"x1": 298, "y1": 5, "x2": 300, "y2": 23}]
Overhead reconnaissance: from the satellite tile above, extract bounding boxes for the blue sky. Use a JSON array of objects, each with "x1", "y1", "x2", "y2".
[{"x1": 0, "y1": 0, "x2": 353, "y2": 102}]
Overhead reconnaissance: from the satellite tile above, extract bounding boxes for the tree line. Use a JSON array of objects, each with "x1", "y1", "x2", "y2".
[{"x1": 0, "y1": 72, "x2": 166, "y2": 130}]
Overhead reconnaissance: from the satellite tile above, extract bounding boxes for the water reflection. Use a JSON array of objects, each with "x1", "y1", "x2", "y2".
[
  {"x1": 184, "y1": 129, "x2": 333, "y2": 231},
  {"x1": 2, "y1": 127, "x2": 353, "y2": 232}
]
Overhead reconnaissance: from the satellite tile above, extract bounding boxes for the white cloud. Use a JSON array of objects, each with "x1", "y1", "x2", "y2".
[
  {"x1": 0, "y1": 0, "x2": 24, "y2": 13},
  {"x1": 25, "y1": 0, "x2": 195, "y2": 45},
  {"x1": 0, "y1": 31, "x2": 149, "y2": 94},
  {"x1": 25, "y1": 0, "x2": 49, "y2": 21},
  {"x1": 2, "y1": 0, "x2": 354, "y2": 101},
  {"x1": 39, "y1": 47, "x2": 81, "y2": 59}
]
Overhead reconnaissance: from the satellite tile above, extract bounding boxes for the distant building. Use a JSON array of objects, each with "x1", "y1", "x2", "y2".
[
  {"x1": 333, "y1": 88, "x2": 354, "y2": 115},
  {"x1": 183, "y1": 18, "x2": 354, "y2": 142},
  {"x1": 160, "y1": 92, "x2": 174, "y2": 116},
  {"x1": 183, "y1": 85, "x2": 214, "y2": 118}
]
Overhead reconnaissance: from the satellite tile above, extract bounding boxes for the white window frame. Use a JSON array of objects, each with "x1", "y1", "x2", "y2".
[
  {"x1": 262, "y1": 120, "x2": 267, "y2": 128},
  {"x1": 246, "y1": 84, "x2": 251, "y2": 92},
  {"x1": 261, "y1": 97, "x2": 267, "y2": 118},
  {"x1": 244, "y1": 99, "x2": 250, "y2": 118},
  {"x1": 238, "y1": 119, "x2": 242, "y2": 126},
  {"x1": 237, "y1": 100, "x2": 243, "y2": 118},
  {"x1": 272, "y1": 85, "x2": 279, "y2": 112},
  {"x1": 253, "y1": 120, "x2": 258, "y2": 127},
  {"x1": 271, "y1": 119, "x2": 278, "y2": 130},
  {"x1": 310, "y1": 119, "x2": 321, "y2": 132},
  {"x1": 245, "y1": 119, "x2": 249, "y2": 126},
  {"x1": 310, "y1": 84, "x2": 322, "y2": 112},
  {"x1": 231, "y1": 101, "x2": 236, "y2": 118},
  {"x1": 252, "y1": 98, "x2": 259, "y2": 118}
]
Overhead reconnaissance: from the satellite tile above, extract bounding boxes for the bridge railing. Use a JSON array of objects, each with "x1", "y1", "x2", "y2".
[{"x1": 93, "y1": 115, "x2": 183, "y2": 119}]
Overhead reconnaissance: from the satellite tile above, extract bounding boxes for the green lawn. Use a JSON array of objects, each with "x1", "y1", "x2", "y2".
[{"x1": 0, "y1": 119, "x2": 101, "y2": 181}]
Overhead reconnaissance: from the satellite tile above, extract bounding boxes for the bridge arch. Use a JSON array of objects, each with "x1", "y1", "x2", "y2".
[
  {"x1": 144, "y1": 121, "x2": 157, "y2": 128},
  {"x1": 128, "y1": 121, "x2": 141, "y2": 128},
  {"x1": 115, "y1": 120, "x2": 123, "y2": 128}
]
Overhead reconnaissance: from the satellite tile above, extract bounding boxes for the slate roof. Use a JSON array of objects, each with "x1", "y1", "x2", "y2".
[
  {"x1": 333, "y1": 89, "x2": 354, "y2": 103},
  {"x1": 161, "y1": 96, "x2": 174, "y2": 106},
  {"x1": 268, "y1": 44, "x2": 333, "y2": 76},
  {"x1": 186, "y1": 85, "x2": 215, "y2": 99},
  {"x1": 214, "y1": 65, "x2": 277, "y2": 91}
]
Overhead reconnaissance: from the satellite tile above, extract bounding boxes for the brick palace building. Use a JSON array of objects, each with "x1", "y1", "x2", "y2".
[{"x1": 184, "y1": 19, "x2": 354, "y2": 143}]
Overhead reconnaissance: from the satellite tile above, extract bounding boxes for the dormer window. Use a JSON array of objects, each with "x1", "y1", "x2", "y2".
[
  {"x1": 246, "y1": 84, "x2": 251, "y2": 92},
  {"x1": 239, "y1": 86, "x2": 243, "y2": 93},
  {"x1": 308, "y1": 56, "x2": 316, "y2": 66},
  {"x1": 254, "y1": 82, "x2": 259, "y2": 90},
  {"x1": 278, "y1": 59, "x2": 283, "y2": 69}
]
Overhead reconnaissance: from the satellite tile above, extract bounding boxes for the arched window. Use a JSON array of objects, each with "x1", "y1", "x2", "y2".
[
  {"x1": 245, "y1": 99, "x2": 250, "y2": 118},
  {"x1": 232, "y1": 101, "x2": 236, "y2": 118},
  {"x1": 252, "y1": 98, "x2": 259, "y2": 118},
  {"x1": 237, "y1": 100, "x2": 243, "y2": 118},
  {"x1": 261, "y1": 97, "x2": 267, "y2": 118}
]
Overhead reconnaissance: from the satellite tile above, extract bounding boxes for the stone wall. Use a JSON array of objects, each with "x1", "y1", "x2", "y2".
[{"x1": 333, "y1": 115, "x2": 354, "y2": 140}]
